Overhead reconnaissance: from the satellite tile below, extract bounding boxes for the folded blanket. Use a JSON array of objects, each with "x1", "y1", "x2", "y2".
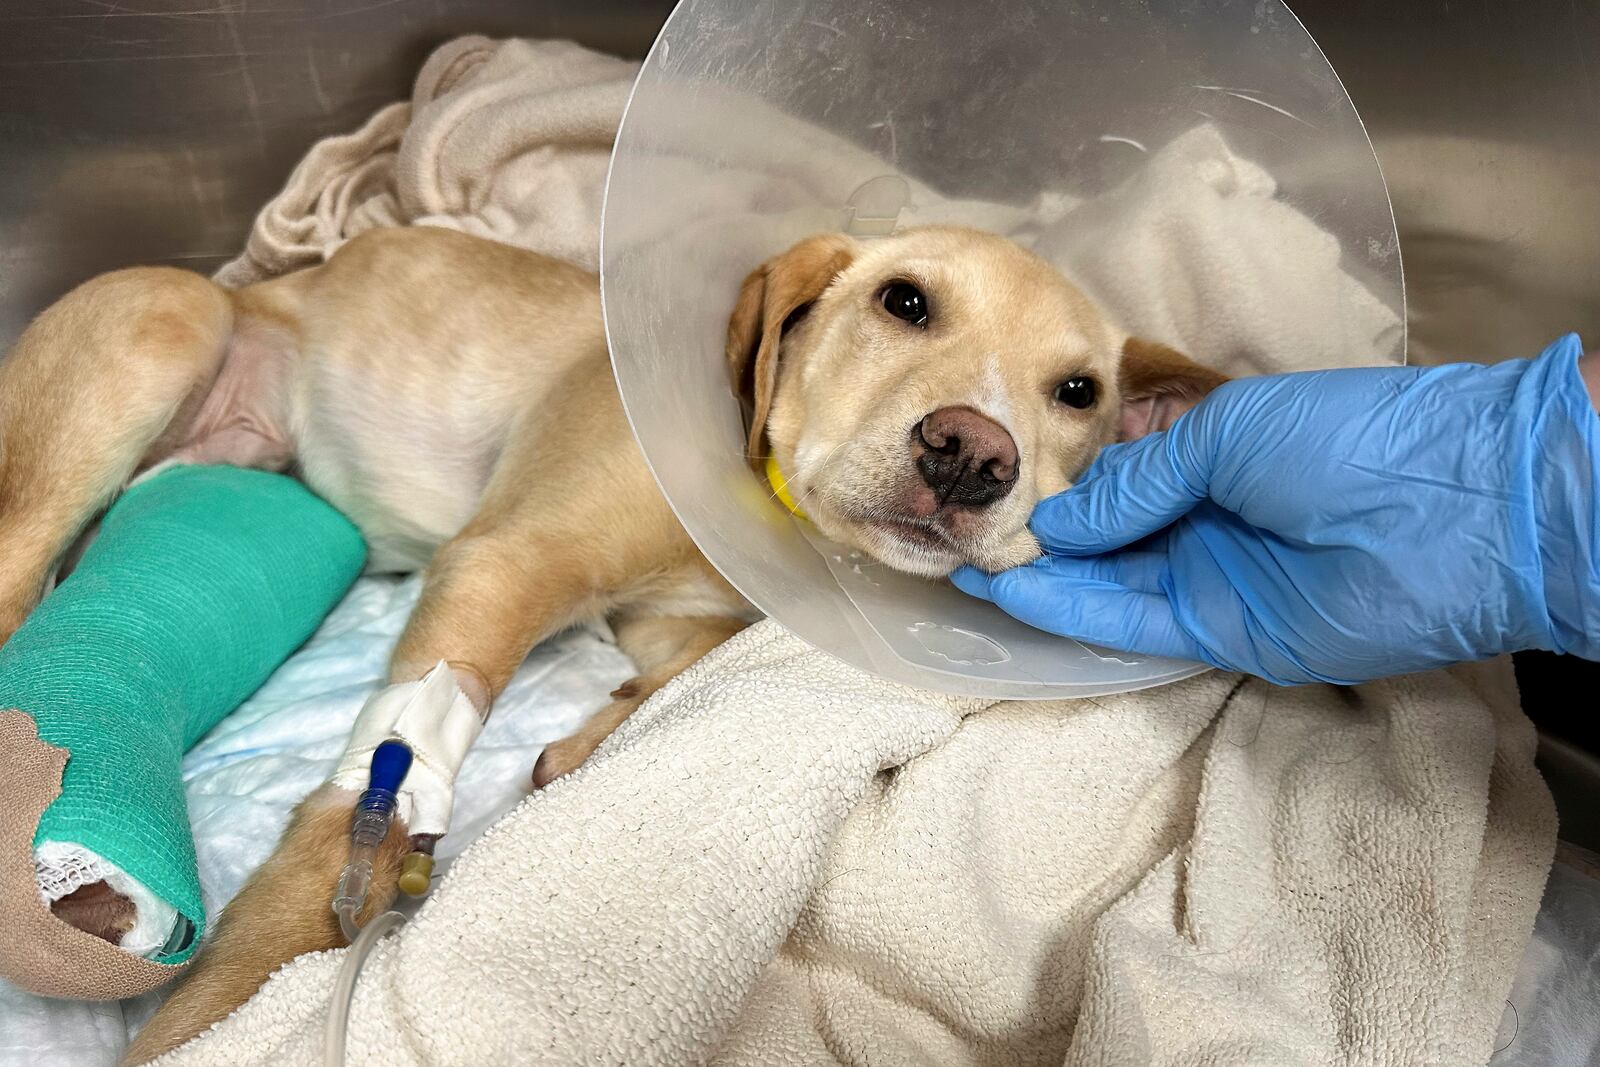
[
  {"x1": 149, "y1": 34, "x2": 1549, "y2": 1067},
  {"x1": 214, "y1": 38, "x2": 637, "y2": 287},
  {"x1": 217, "y1": 37, "x2": 1401, "y2": 378}
]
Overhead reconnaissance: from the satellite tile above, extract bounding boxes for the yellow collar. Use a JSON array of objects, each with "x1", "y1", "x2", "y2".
[{"x1": 765, "y1": 455, "x2": 808, "y2": 520}]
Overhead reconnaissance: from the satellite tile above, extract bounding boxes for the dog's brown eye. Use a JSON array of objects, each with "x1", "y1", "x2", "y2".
[
  {"x1": 1054, "y1": 377, "x2": 1097, "y2": 409},
  {"x1": 880, "y1": 282, "x2": 928, "y2": 327}
]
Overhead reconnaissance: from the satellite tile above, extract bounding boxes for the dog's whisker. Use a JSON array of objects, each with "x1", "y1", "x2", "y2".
[{"x1": 762, "y1": 440, "x2": 850, "y2": 514}]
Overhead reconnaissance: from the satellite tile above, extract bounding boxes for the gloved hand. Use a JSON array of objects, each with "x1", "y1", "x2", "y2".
[{"x1": 954, "y1": 335, "x2": 1600, "y2": 684}]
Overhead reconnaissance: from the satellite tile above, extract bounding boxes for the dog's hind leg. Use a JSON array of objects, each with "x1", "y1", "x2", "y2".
[{"x1": 0, "y1": 267, "x2": 233, "y2": 645}]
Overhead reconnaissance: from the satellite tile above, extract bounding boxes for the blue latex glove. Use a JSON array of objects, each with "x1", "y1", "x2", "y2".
[{"x1": 954, "y1": 335, "x2": 1600, "y2": 684}]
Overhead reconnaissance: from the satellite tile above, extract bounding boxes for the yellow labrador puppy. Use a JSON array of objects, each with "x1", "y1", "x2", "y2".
[{"x1": 0, "y1": 224, "x2": 1223, "y2": 1062}]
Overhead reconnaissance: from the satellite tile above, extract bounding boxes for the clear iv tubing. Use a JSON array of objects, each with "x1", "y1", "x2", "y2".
[
  {"x1": 324, "y1": 739, "x2": 414, "y2": 1067},
  {"x1": 324, "y1": 907, "x2": 406, "y2": 1067}
]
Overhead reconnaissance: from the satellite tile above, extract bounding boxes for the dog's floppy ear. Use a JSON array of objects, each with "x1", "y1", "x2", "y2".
[
  {"x1": 726, "y1": 234, "x2": 857, "y2": 465},
  {"x1": 1117, "y1": 337, "x2": 1230, "y2": 441}
]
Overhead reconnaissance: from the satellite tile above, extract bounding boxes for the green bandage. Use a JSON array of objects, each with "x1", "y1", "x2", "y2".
[{"x1": 0, "y1": 465, "x2": 365, "y2": 964}]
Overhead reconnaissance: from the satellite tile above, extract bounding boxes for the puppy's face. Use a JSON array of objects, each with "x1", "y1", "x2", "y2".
[{"x1": 727, "y1": 226, "x2": 1224, "y2": 577}]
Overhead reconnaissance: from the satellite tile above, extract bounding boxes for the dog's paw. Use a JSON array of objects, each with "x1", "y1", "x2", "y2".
[
  {"x1": 51, "y1": 880, "x2": 137, "y2": 944},
  {"x1": 530, "y1": 679, "x2": 645, "y2": 788},
  {"x1": 531, "y1": 736, "x2": 596, "y2": 789}
]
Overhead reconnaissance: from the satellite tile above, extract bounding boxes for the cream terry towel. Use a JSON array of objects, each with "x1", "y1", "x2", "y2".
[
  {"x1": 152, "y1": 625, "x2": 1550, "y2": 1066},
  {"x1": 158, "y1": 35, "x2": 1553, "y2": 1067}
]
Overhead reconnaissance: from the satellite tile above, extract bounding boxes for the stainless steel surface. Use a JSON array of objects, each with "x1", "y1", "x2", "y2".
[
  {"x1": 0, "y1": 0, "x2": 675, "y2": 343},
  {"x1": 1538, "y1": 735, "x2": 1600, "y2": 854},
  {"x1": 3, "y1": 0, "x2": 1597, "y2": 358},
  {"x1": 1290, "y1": 0, "x2": 1600, "y2": 363}
]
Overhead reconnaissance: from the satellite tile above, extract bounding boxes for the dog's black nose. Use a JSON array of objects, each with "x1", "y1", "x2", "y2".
[{"x1": 914, "y1": 406, "x2": 1018, "y2": 507}]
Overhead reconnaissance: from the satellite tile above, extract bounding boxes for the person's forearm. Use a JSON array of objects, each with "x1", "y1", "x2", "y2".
[{"x1": 1584, "y1": 351, "x2": 1600, "y2": 414}]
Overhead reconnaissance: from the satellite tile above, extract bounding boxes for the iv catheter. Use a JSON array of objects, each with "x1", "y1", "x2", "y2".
[
  {"x1": 326, "y1": 737, "x2": 434, "y2": 1067},
  {"x1": 324, "y1": 658, "x2": 485, "y2": 1067},
  {"x1": 331, "y1": 738, "x2": 415, "y2": 941}
]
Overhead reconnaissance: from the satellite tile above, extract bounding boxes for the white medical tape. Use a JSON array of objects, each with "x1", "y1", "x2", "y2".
[{"x1": 331, "y1": 660, "x2": 486, "y2": 837}]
